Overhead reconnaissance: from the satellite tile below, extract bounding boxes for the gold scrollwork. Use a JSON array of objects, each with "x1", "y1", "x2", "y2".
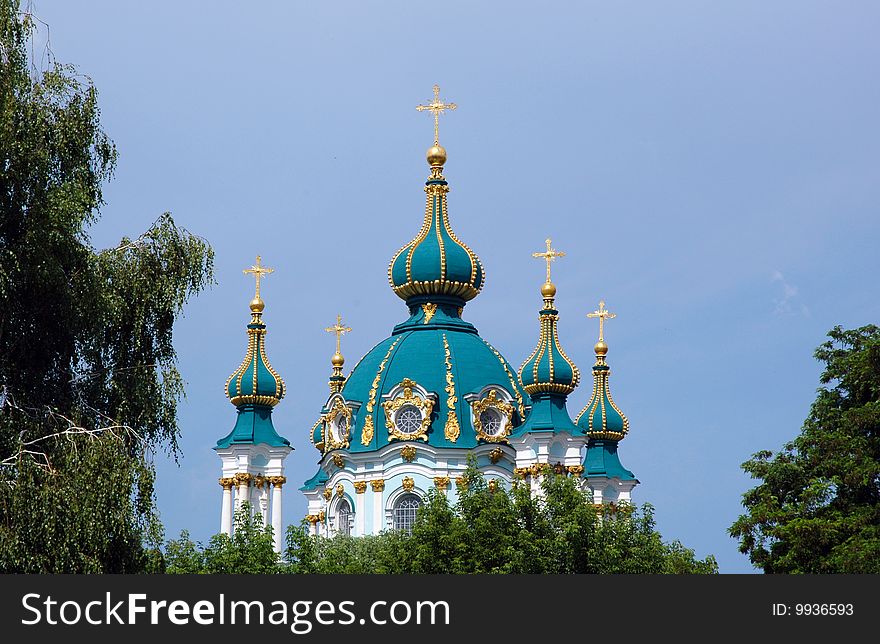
[
  {"x1": 489, "y1": 447, "x2": 504, "y2": 464},
  {"x1": 370, "y1": 479, "x2": 385, "y2": 492},
  {"x1": 402, "y1": 476, "x2": 416, "y2": 492},
  {"x1": 400, "y1": 445, "x2": 417, "y2": 462},
  {"x1": 471, "y1": 389, "x2": 514, "y2": 443},
  {"x1": 422, "y1": 302, "x2": 437, "y2": 324},
  {"x1": 362, "y1": 339, "x2": 401, "y2": 446},
  {"x1": 354, "y1": 481, "x2": 367, "y2": 494},
  {"x1": 383, "y1": 378, "x2": 434, "y2": 442},
  {"x1": 268, "y1": 476, "x2": 286, "y2": 488},
  {"x1": 322, "y1": 397, "x2": 353, "y2": 452},
  {"x1": 332, "y1": 453, "x2": 345, "y2": 468},
  {"x1": 442, "y1": 334, "x2": 460, "y2": 442},
  {"x1": 233, "y1": 472, "x2": 252, "y2": 487}
]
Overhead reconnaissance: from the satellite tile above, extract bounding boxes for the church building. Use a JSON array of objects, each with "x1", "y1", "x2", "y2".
[{"x1": 214, "y1": 86, "x2": 637, "y2": 549}]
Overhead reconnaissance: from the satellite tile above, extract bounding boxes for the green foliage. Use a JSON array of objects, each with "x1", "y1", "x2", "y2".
[
  {"x1": 165, "y1": 506, "x2": 282, "y2": 574},
  {"x1": 0, "y1": 1, "x2": 213, "y2": 572},
  {"x1": 169, "y1": 462, "x2": 714, "y2": 574},
  {"x1": 730, "y1": 325, "x2": 880, "y2": 573}
]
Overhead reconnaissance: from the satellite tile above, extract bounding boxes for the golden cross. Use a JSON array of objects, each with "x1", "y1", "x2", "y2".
[
  {"x1": 243, "y1": 255, "x2": 274, "y2": 299},
  {"x1": 587, "y1": 300, "x2": 617, "y2": 341},
  {"x1": 532, "y1": 238, "x2": 566, "y2": 283},
  {"x1": 325, "y1": 314, "x2": 352, "y2": 355},
  {"x1": 416, "y1": 84, "x2": 457, "y2": 145}
]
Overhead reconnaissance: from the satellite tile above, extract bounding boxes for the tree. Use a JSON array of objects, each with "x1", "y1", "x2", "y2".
[
  {"x1": 730, "y1": 325, "x2": 880, "y2": 573},
  {"x1": 165, "y1": 506, "x2": 281, "y2": 574},
  {"x1": 0, "y1": 1, "x2": 213, "y2": 572}
]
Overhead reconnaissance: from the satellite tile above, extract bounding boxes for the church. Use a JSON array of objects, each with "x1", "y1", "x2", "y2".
[{"x1": 213, "y1": 87, "x2": 637, "y2": 551}]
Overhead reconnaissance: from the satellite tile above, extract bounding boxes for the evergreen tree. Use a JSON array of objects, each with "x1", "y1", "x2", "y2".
[
  {"x1": 730, "y1": 325, "x2": 880, "y2": 573},
  {"x1": 0, "y1": 1, "x2": 213, "y2": 572}
]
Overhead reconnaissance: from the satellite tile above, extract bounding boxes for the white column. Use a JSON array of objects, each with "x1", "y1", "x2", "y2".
[
  {"x1": 271, "y1": 477, "x2": 285, "y2": 553},
  {"x1": 355, "y1": 484, "x2": 366, "y2": 536},
  {"x1": 236, "y1": 473, "x2": 251, "y2": 515},
  {"x1": 220, "y1": 478, "x2": 233, "y2": 535},
  {"x1": 371, "y1": 480, "x2": 384, "y2": 534}
]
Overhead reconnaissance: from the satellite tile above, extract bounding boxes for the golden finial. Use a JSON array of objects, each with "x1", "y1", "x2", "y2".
[
  {"x1": 416, "y1": 84, "x2": 457, "y2": 147},
  {"x1": 587, "y1": 300, "x2": 616, "y2": 355},
  {"x1": 532, "y1": 238, "x2": 565, "y2": 298},
  {"x1": 243, "y1": 255, "x2": 274, "y2": 311},
  {"x1": 325, "y1": 314, "x2": 352, "y2": 367}
]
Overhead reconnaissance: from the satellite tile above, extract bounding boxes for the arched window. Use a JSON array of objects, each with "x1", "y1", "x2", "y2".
[
  {"x1": 337, "y1": 499, "x2": 352, "y2": 536},
  {"x1": 392, "y1": 494, "x2": 421, "y2": 534}
]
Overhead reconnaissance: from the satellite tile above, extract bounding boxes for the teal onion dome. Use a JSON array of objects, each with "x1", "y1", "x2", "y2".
[
  {"x1": 216, "y1": 290, "x2": 289, "y2": 449},
  {"x1": 225, "y1": 298, "x2": 286, "y2": 407},
  {"x1": 518, "y1": 284, "x2": 580, "y2": 396},
  {"x1": 575, "y1": 340, "x2": 629, "y2": 440},
  {"x1": 388, "y1": 147, "x2": 484, "y2": 305}
]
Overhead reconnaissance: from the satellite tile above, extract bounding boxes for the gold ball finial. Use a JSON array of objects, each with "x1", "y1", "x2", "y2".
[
  {"x1": 427, "y1": 144, "x2": 447, "y2": 167},
  {"x1": 541, "y1": 281, "x2": 557, "y2": 298},
  {"x1": 249, "y1": 296, "x2": 265, "y2": 313},
  {"x1": 331, "y1": 352, "x2": 345, "y2": 367},
  {"x1": 594, "y1": 340, "x2": 608, "y2": 356}
]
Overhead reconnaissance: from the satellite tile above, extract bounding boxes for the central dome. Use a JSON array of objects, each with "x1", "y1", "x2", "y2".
[{"x1": 331, "y1": 320, "x2": 527, "y2": 453}]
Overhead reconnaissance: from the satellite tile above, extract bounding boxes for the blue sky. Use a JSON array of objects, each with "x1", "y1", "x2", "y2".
[{"x1": 30, "y1": 1, "x2": 879, "y2": 572}]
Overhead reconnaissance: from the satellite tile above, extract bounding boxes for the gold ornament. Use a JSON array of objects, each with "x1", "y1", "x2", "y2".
[
  {"x1": 422, "y1": 302, "x2": 437, "y2": 324},
  {"x1": 402, "y1": 476, "x2": 416, "y2": 492},
  {"x1": 471, "y1": 389, "x2": 514, "y2": 443},
  {"x1": 434, "y1": 476, "x2": 450, "y2": 490},
  {"x1": 332, "y1": 453, "x2": 345, "y2": 468},
  {"x1": 370, "y1": 479, "x2": 385, "y2": 492},
  {"x1": 362, "y1": 339, "x2": 400, "y2": 446},
  {"x1": 354, "y1": 481, "x2": 367, "y2": 494},
  {"x1": 336, "y1": 483, "x2": 345, "y2": 498},
  {"x1": 400, "y1": 445, "x2": 417, "y2": 462},
  {"x1": 489, "y1": 447, "x2": 504, "y2": 464},
  {"x1": 383, "y1": 378, "x2": 434, "y2": 442},
  {"x1": 442, "y1": 334, "x2": 460, "y2": 442}
]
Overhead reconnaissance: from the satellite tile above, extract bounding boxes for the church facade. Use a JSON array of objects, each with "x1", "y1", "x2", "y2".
[{"x1": 215, "y1": 87, "x2": 637, "y2": 548}]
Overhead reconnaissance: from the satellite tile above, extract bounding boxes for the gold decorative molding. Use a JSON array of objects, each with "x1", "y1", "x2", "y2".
[
  {"x1": 354, "y1": 481, "x2": 367, "y2": 494},
  {"x1": 254, "y1": 475, "x2": 267, "y2": 490},
  {"x1": 402, "y1": 476, "x2": 416, "y2": 492},
  {"x1": 400, "y1": 445, "x2": 417, "y2": 462},
  {"x1": 455, "y1": 476, "x2": 467, "y2": 490},
  {"x1": 488, "y1": 479, "x2": 499, "y2": 493},
  {"x1": 489, "y1": 447, "x2": 504, "y2": 464},
  {"x1": 442, "y1": 334, "x2": 460, "y2": 442},
  {"x1": 513, "y1": 467, "x2": 529, "y2": 478},
  {"x1": 383, "y1": 378, "x2": 434, "y2": 442},
  {"x1": 318, "y1": 509, "x2": 325, "y2": 522},
  {"x1": 322, "y1": 488, "x2": 332, "y2": 501},
  {"x1": 471, "y1": 389, "x2": 514, "y2": 443},
  {"x1": 332, "y1": 453, "x2": 345, "y2": 468},
  {"x1": 370, "y1": 479, "x2": 385, "y2": 492},
  {"x1": 218, "y1": 477, "x2": 235, "y2": 490},
  {"x1": 268, "y1": 476, "x2": 286, "y2": 488},
  {"x1": 567, "y1": 465, "x2": 584, "y2": 476},
  {"x1": 434, "y1": 476, "x2": 450, "y2": 490},
  {"x1": 362, "y1": 338, "x2": 400, "y2": 446},
  {"x1": 322, "y1": 397, "x2": 353, "y2": 452},
  {"x1": 336, "y1": 483, "x2": 345, "y2": 498},
  {"x1": 422, "y1": 302, "x2": 437, "y2": 324},
  {"x1": 233, "y1": 472, "x2": 252, "y2": 486}
]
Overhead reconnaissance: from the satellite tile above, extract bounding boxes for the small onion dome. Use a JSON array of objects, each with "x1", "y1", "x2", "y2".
[
  {"x1": 225, "y1": 300, "x2": 285, "y2": 407},
  {"x1": 575, "y1": 343, "x2": 629, "y2": 440},
  {"x1": 388, "y1": 146, "x2": 484, "y2": 304},
  {"x1": 518, "y1": 285, "x2": 580, "y2": 396}
]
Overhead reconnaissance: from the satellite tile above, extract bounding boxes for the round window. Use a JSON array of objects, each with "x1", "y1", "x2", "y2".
[
  {"x1": 395, "y1": 404, "x2": 423, "y2": 435},
  {"x1": 480, "y1": 408, "x2": 503, "y2": 436}
]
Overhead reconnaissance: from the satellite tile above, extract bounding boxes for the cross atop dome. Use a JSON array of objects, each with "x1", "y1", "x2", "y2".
[{"x1": 416, "y1": 84, "x2": 457, "y2": 146}]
